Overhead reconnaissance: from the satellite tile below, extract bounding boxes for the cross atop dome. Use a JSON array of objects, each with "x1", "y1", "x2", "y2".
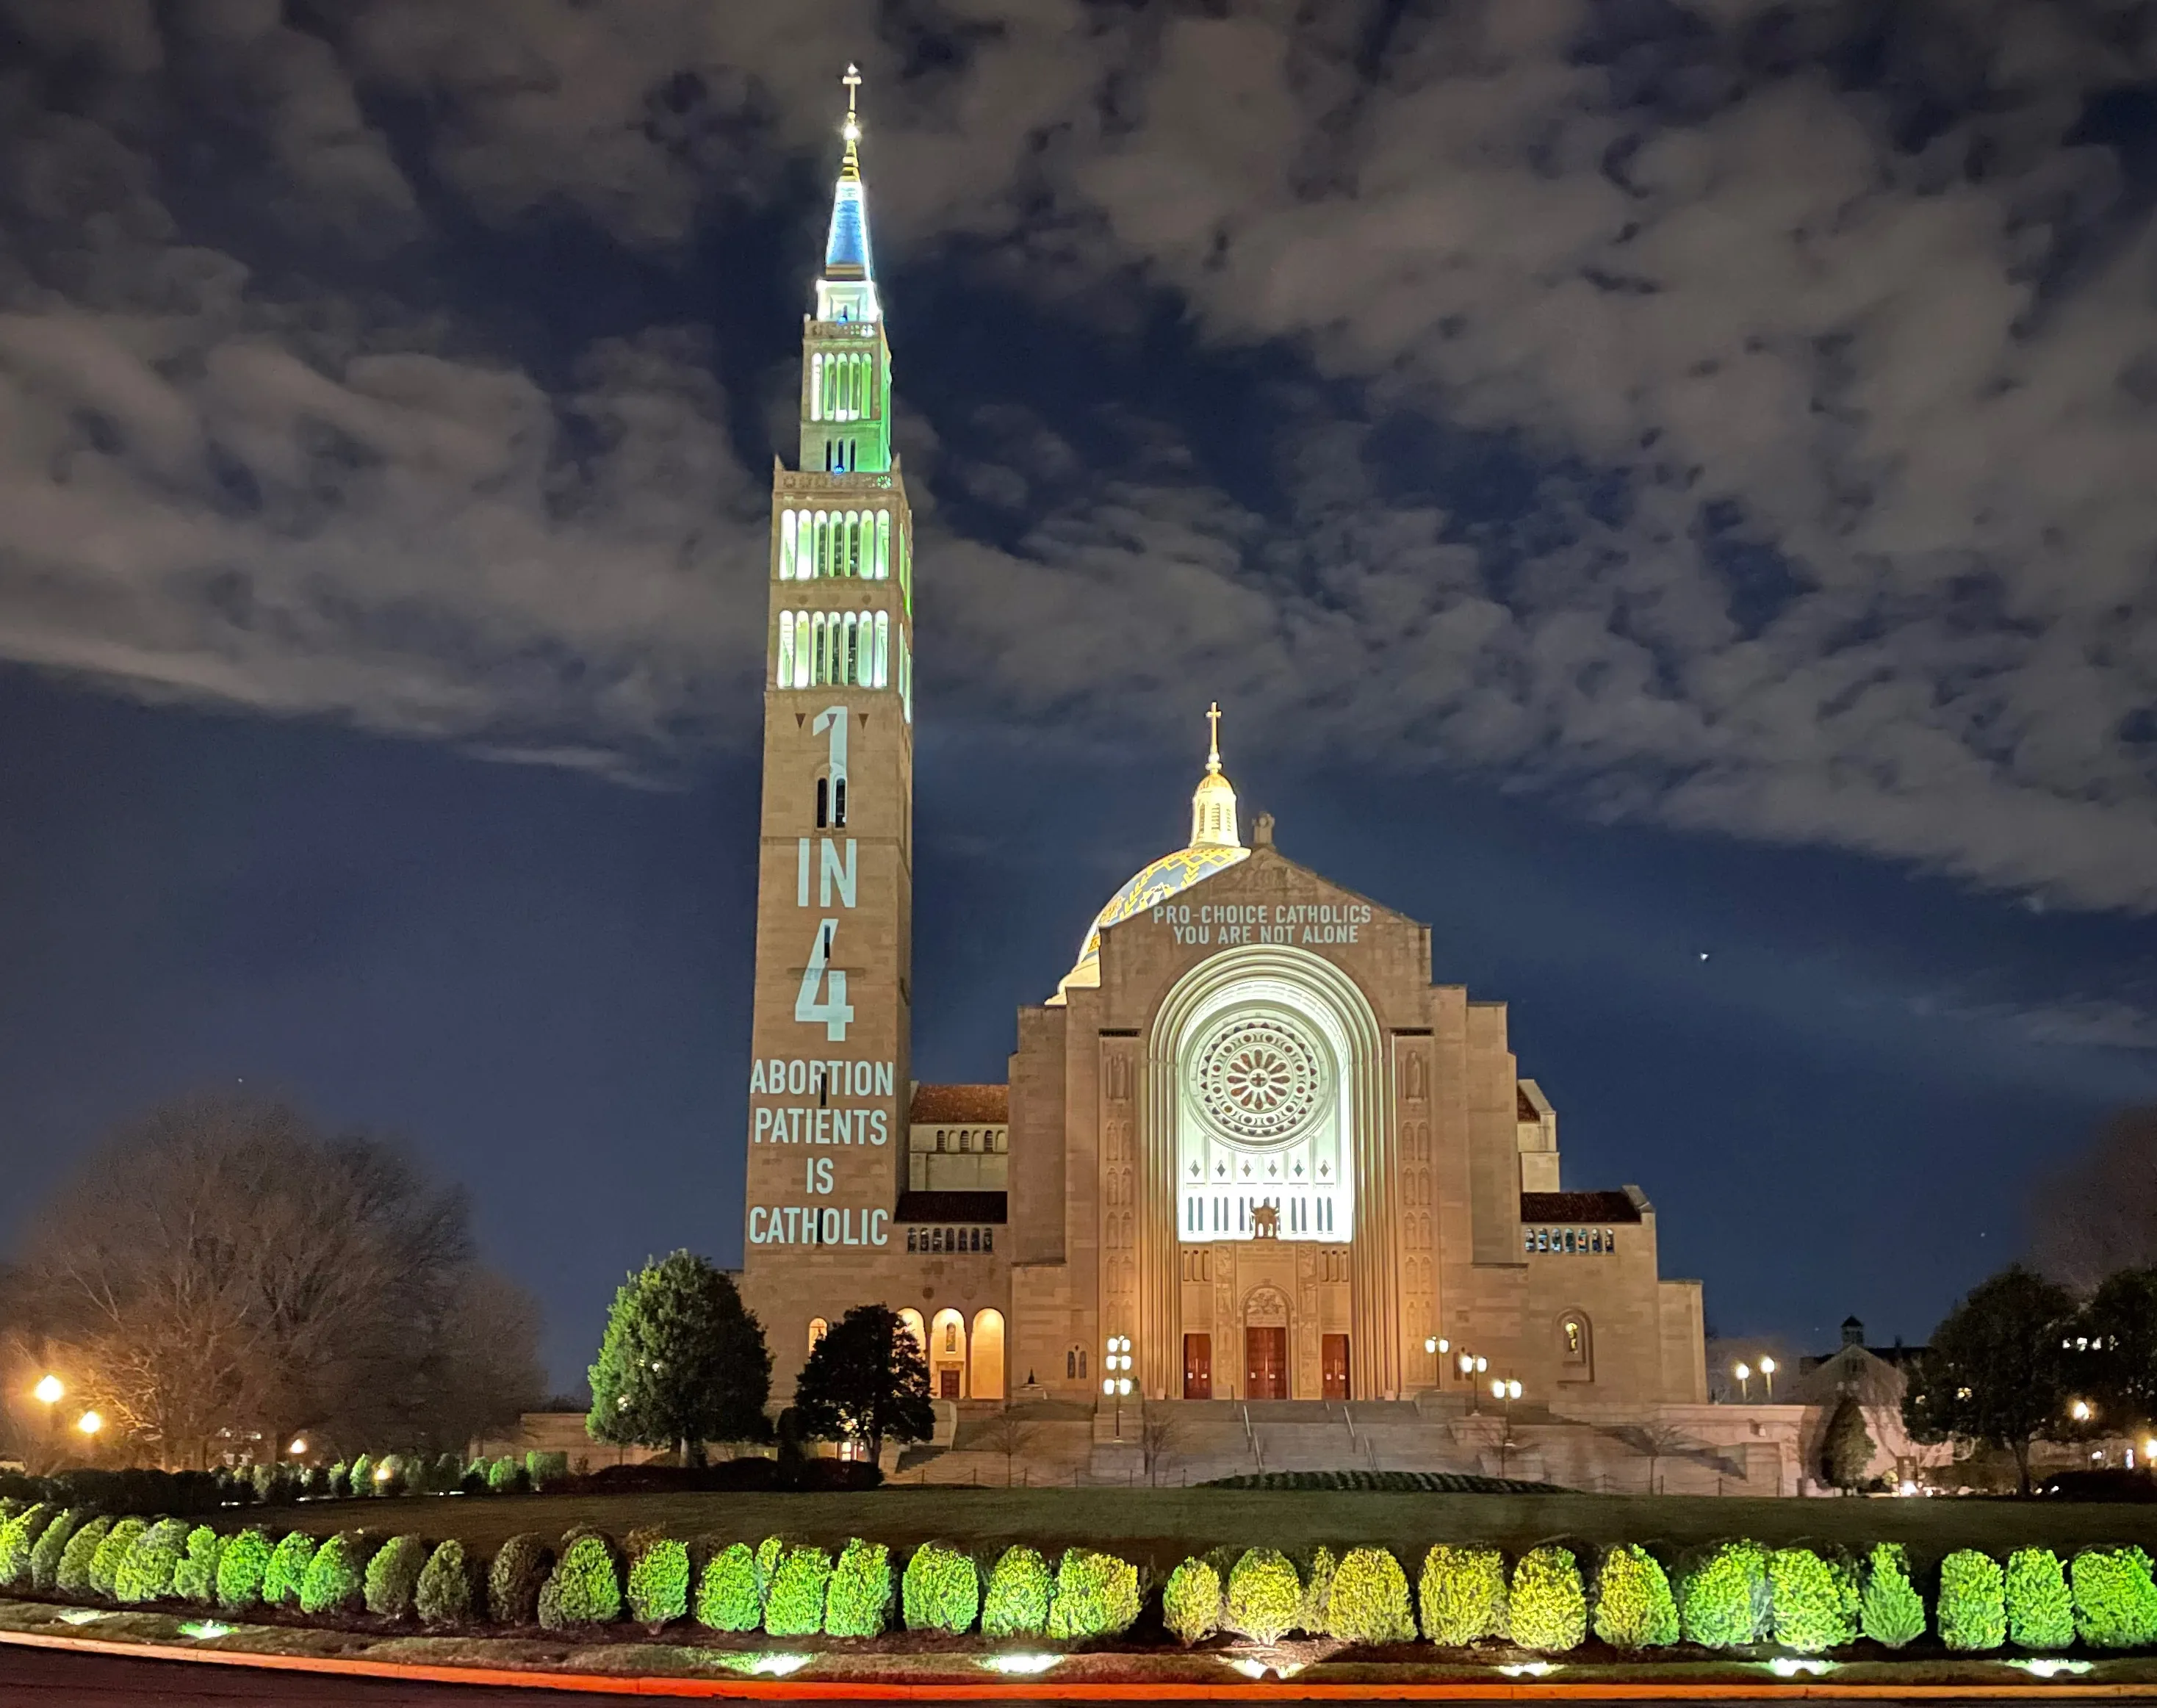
[{"x1": 1190, "y1": 701, "x2": 1239, "y2": 848}]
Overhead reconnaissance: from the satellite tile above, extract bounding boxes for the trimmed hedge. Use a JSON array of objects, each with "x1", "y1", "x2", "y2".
[
  {"x1": 1225, "y1": 1547, "x2": 1303, "y2": 1644},
  {"x1": 1510, "y1": 1544, "x2": 1588, "y2": 1654},
  {"x1": 115, "y1": 1516, "x2": 191, "y2": 1604},
  {"x1": 364, "y1": 1534, "x2": 428, "y2": 1619},
  {"x1": 1592, "y1": 1543, "x2": 1676, "y2": 1650},
  {"x1": 172, "y1": 1525, "x2": 224, "y2": 1604},
  {"x1": 1768, "y1": 1547, "x2": 1857, "y2": 1654},
  {"x1": 56, "y1": 1516, "x2": 114, "y2": 1598},
  {"x1": 1419, "y1": 1544, "x2": 1507, "y2": 1648},
  {"x1": 764, "y1": 1543, "x2": 832, "y2": 1637},
  {"x1": 2005, "y1": 1548, "x2": 2074, "y2": 1652},
  {"x1": 1200, "y1": 1471, "x2": 1563, "y2": 1493},
  {"x1": 1047, "y1": 1547, "x2": 1142, "y2": 1640},
  {"x1": 982, "y1": 1544, "x2": 1053, "y2": 1638},
  {"x1": 696, "y1": 1541, "x2": 766, "y2": 1632},
  {"x1": 1163, "y1": 1556, "x2": 1222, "y2": 1646},
  {"x1": 2071, "y1": 1546, "x2": 2157, "y2": 1650},
  {"x1": 1857, "y1": 1543, "x2": 1925, "y2": 1649},
  {"x1": 826, "y1": 1538, "x2": 893, "y2": 1637},
  {"x1": 216, "y1": 1529, "x2": 273, "y2": 1612},
  {"x1": 417, "y1": 1539, "x2": 475, "y2": 1627},
  {"x1": 901, "y1": 1540, "x2": 979, "y2": 1635},
  {"x1": 300, "y1": 1532, "x2": 375, "y2": 1616},
  {"x1": 0, "y1": 1502, "x2": 54, "y2": 1587},
  {"x1": 30, "y1": 1507, "x2": 90, "y2": 1591},
  {"x1": 263, "y1": 1530, "x2": 319, "y2": 1608},
  {"x1": 627, "y1": 1536, "x2": 691, "y2": 1628},
  {"x1": 1938, "y1": 1549, "x2": 2006, "y2": 1653},
  {"x1": 1677, "y1": 1540, "x2": 1768, "y2": 1648},
  {"x1": 1325, "y1": 1546, "x2": 1414, "y2": 1645},
  {"x1": 540, "y1": 1534, "x2": 622, "y2": 1629},
  {"x1": 489, "y1": 1533, "x2": 551, "y2": 1625},
  {"x1": 88, "y1": 1516, "x2": 147, "y2": 1599},
  {"x1": 1300, "y1": 1546, "x2": 1336, "y2": 1636}
]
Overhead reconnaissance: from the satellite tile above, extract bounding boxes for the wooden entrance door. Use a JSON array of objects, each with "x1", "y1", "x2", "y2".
[
  {"x1": 1183, "y1": 1333, "x2": 1212, "y2": 1399},
  {"x1": 1245, "y1": 1327, "x2": 1289, "y2": 1399},
  {"x1": 1322, "y1": 1333, "x2": 1351, "y2": 1400},
  {"x1": 938, "y1": 1367, "x2": 959, "y2": 1399}
]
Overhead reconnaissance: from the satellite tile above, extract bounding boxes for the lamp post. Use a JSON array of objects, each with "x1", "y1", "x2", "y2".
[
  {"x1": 1733, "y1": 1361, "x2": 1751, "y2": 1402},
  {"x1": 32, "y1": 1374, "x2": 62, "y2": 1466},
  {"x1": 1759, "y1": 1356, "x2": 1776, "y2": 1401},
  {"x1": 76, "y1": 1411, "x2": 103, "y2": 1455},
  {"x1": 1490, "y1": 1377, "x2": 1522, "y2": 1474},
  {"x1": 1457, "y1": 1350, "x2": 1486, "y2": 1411},
  {"x1": 1103, "y1": 1336, "x2": 1132, "y2": 1437},
  {"x1": 1423, "y1": 1336, "x2": 1450, "y2": 1386}
]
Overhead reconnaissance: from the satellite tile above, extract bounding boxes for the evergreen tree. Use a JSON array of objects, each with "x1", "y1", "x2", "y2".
[
  {"x1": 1903, "y1": 1264, "x2": 2074, "y2": 1493},
  {"x1": 1821, "y1": 1395, "x2": 1875, "y2": 1490},
  {"x1": 792, "y1": 1302, "x2": 934, "y2": 1465},
  {"x1": 2081, "y1": 1267, "x2": 2157, "y2": 1430},
  {"x1": 587, "y1": 1251, "x2": 771, "y2": 1463}
]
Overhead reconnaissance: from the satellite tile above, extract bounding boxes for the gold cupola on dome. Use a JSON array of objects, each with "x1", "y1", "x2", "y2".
[{"x1": 1189, "y1": 700, "x2": 1240, "y2": 848}]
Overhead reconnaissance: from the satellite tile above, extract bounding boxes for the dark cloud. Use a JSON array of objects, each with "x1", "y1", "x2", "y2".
[{"x1": 1, "y1": 0, "x2": 2156, "y2": 907}]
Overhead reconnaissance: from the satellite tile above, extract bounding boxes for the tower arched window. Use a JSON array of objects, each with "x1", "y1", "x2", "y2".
[
  {"x1": 875, "y1": 511, "x2": 890, "y2": 580},
  {"x1": 832, "y1": 777, "x2": 846, "y2": 826},
  {"x1": 777, "y1": 611, "x2": 795, "y2": 688},
  {"x1": 810, "y1": 354, "x2": 824, "y2": 422},
  {"x1": 815, "y1": 776, "x2": 829, "y2": 829}
]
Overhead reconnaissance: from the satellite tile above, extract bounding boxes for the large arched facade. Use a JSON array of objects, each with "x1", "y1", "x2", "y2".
[{"x1": 1136, "y1": 943, "x2": 1397, "y2": 1402}]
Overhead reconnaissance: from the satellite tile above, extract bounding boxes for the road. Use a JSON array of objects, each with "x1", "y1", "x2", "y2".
[{"x1": 0, "y1": 1646, "x2": 619, "y2": 1705}]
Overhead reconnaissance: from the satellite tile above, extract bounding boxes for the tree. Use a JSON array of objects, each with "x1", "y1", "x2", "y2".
[
  {"x1": 2081, "y1": 1267, "x2": 2157, "y2": 1430},
  {"x1": 1138, "y1": 1402, "x2": 1178, "y2": 1487},
  {"x1": 1903, "y1": 1264, "x2": 2075, "y2": 1494},
  {"x1": 793, "y1": 1303, "x2": 933, "y2": 1465},
  {"x1": 974, "y1": 1408, "x2": 1036, "y2": 1487},
  {"x1": 2029, "y1": 1109, "x2": 2157, "y2": 1290},
  {"x1": 587, "y1": 1252, "x2": 771, "y2": 1463},
  {"x1": 1624, "y1": 1422, "x2": 1693, "y2": 1493},
  {"x1": 8, "y1": 1095, "x2": 539, "y2": 1464},
  {"x1": 1821, "y1": 1394, "x2": 1875, "y2": 1491}
]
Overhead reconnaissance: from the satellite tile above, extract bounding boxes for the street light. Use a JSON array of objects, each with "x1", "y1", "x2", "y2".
[
  {"x1": 1105, "y1": 1336, "x2": 1132, "y2": 1437},
  {"x1": 1490, "y1": 1378, "x2": 1523, "y2": 1473},
  {"x1": 76, "y1": 1410, "x2": 102, "y2": 1437},
  {"x1": 1758, "y1": 1355, "x2": 1776, "y2": 1401},
  {"x1": 33, "y1": 1374, "x2": 62, "y2": 1406},
  {"x1": 289, "y1": 1438, "x2": 308, "y2": 1457},
  {"x1": 2070, "y1": 1399, "x2": 2093, "y2": 1424},
  {"x1": 1733, "y1": 1361, "x2": 1751, "y2": 1402}
]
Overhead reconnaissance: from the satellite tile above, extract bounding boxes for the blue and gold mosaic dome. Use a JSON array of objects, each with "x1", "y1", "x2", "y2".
[{"x1": 1056, "y1": 705, "x2": 1246, "y2": 1000}]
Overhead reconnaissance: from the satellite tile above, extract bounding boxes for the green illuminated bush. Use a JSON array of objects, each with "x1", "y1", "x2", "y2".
[
  {"x1": 763, "y1": 1543, "x2": 832, "y2": 1637},
  {"x1": 56, "y1": 1516, "x2": 113, "y2": 1598},
  {"x1": 2070, "y1": 1546, "x2": 2157, "y2": 1650},
  {"x1": 1768, "y1": 1547, "x2": 1857, "y2": 1653},
  {"x1": 29, "y1": 1507, "x2": 90, "y2": 1590},
  {"x1": 88, "y1": 1516, "x2": 147, "y2": 1599},
  {"x1": 539, "y1": 1533, "x2": 621, "y2": 1629},
  {"x1": 1225, "y1": 1547, "x2": 1303, "y2": 1643},
  {"x1": 2005, "y1": 1548, "x2": 2073, "y2": 1651},
  {"x1": 696, "y1": 1542, "x2": 766, "y2": 1632},
  {"x1": 1937, "y1": 1549, "x2": 2006, "y2": 1652},
  {"x1": 0, "y1": 1502, "x2": 54, "y2": 1586},
  {"x1": 626, "y1": 1535, "x2": 690, "y2": 1628},
  {"x1": 1324, "y1": 1546, "x2": 1414, "y2": 1645},
  {"x1": 525, "y1": 1449, "x2": 571, "y2": 1491},
  {"x1": 487, "y1": 1455, "x2": 522, "y2": 1493},
  {"x1": 416, "y1": 1539, "x2": 475, "y2": 1627},
  {"x1": 300, "y1": 1531, "x2": 375, "y2": 1616},
  {"x1": 1592, "y1": 1543, "x2": 1677, "y2": 1650},
  {"x1": 981, "y1": 1544, "x2": 1052, "y2": 1638},
  {"x1": 364, "y1": 1533, "x2": 428, "y2": 1619},
  {"x1": 757, "y1": 1534, "x2": 785, "y2": 1586},
  {"x1": 348, "y1": 1453, "x2": 375, "y2": 1493},
  {"x1": 1857, "y1": 1543, "x2": 1924, "y2": 1649},
  {"x1": 1047, "y1": 1547, "x2": 1141, "y2": 1640},
  {"x1": 1163, "y1": 1557, "x2": 1222, "y2": 1646},
  {"x1": 1300, "y1": 1546, "x2": 1336, "y2": 1635},
  {"x1": 172, "y1": 1526, "x2": 223, "y2": 1604},
  {"x1": 116, "y1": 1516, "x2": 190, "y2": 1604},
  {"x1": 1677, "y1": 1540, "x2": 1768, "y2": 1648},
  {"x1": 215, "y1": 1529, "x2": 272, "y2": 1612},
  {"x1": 372, "y1": 1454, "x2": 408, "y2": 1497},
  {"x1": 1509, "y1": 1543, "x2": 1587, "y2": 1654},
  {"x1": 1418, "y1": 1544, "x2": 1508, "y2": 1647},
  {"x1": 487, "y1": 1533, "x2": 551, "y2": 1624},
  {"x1": 263, "y1": 1531, "x2": 318, "y2": 1608},
  {"x1": 901, "y1": 1540, "x2": 978, "y2": 1634},
  {"x1": 825, "y1": 1538, "x2": 893, "y2": 1637}
]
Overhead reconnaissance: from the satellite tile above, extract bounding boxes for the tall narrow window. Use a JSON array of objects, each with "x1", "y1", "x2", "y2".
[
  {"x1": 794, "y1": 612, "x2": 812, "y2": 688},
  {"x1": 834, "y1": 777, "x2": 846, "y2": 826},
  {"x1": 811, "y1": 613, "x2": 827, "y2": 685},
  {"x1": 780, "y1": 510, "x2": 797, "y2": 580},
  {"x1": 898, "y1": 527, "x2": 910, "y2": 614},
  {"x1": 901, "y1": 630, "x2": 912, "y2": 723},
  {"x1": 810, "y1": 354, "x2": 824, "y2": 422},
  {"x1": 875, "y1": 511, "x2": 890, "y2": 580},
  {"x1": 815, "y1": 776, "x2": 828, "y2": 828},
  {"x1": 778, "y1": 611, "x2": 795, "y2": 686},
  {"x1": 874, "y1": 611, "x2": 889, "y2": 688},
  {"x1": 843, "y1": 613, "x2": 859, "y2": 685}
]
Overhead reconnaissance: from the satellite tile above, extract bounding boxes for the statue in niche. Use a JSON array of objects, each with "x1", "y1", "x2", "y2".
[
  {"x1": 1403, "y1": 1051, "x2": 1427, "y2": 1102},
  {"x1": 1252, "y1": 1203, "x2": 1280, "y2": 1239}
]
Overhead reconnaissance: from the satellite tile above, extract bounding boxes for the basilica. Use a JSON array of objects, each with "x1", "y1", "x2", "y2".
[{"x1": 738, "y1": 76, "x2": 1708, "y2": 1421}]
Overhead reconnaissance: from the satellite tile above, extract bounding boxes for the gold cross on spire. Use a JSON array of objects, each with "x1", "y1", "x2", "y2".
[
  {"x1": 843, "y1": 63, "x2": 862, "y2": 114},
  {"x1": 1206, "y1": 700, "x2": 1222, "y2": 772},
  {"x1": 838, "y1": 64, "x2": 863, "y2": 176}
]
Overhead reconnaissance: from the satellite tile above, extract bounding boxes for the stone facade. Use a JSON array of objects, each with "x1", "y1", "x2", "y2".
[{"x1": 738, "y1": 81, "x2": 1707, "y2": 1427}]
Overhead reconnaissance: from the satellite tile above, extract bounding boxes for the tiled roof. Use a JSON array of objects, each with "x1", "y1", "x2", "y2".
[
  {"x1": 1521, "y1": 1190, "x2": 1641, "y2": 1224},
  {"x1": 910, "y1": 1084, "x2": 1009, "y2": 1124},
  {"x1": 896, "y1": 1190, "x2": 1007, "y2": 1225}
]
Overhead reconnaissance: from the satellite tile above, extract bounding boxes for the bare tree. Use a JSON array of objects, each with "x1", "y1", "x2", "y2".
[
  {"x1": 2030, "y1": 1108, "x2": 2157, "y2": 1291},
  {"x1": 974, "y1": 1407, "x2": 1036, "y2": 1486},
  {"x1": 1139, "y1": 1402, "x2": 1178, "y2": 1486},
  {"x1": 1625, "y1": 1422, "x2": 1694, "y2": 1494},
  {"x1": 11, "y1": 1095, "x2": 540, "y2": 1465}
]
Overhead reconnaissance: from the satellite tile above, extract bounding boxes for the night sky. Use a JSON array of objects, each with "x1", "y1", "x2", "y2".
[{"x1": 3, "y1": 1, "x2": 2156, "y2": 1390}]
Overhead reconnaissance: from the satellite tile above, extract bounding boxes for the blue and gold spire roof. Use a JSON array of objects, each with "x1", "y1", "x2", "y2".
[
  {"x1": 824, "y1": 63, "x2": 874, "y2": 281},
  {"x1": 1054, "y1": 705, "x2": 1249, "y2": 1002}
]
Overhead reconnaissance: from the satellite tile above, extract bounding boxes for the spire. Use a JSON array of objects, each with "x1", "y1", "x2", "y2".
[
  {"x1": 1189, "y1": 701, "x2": 1241, "y2": 848},
  {"x1": 823, "y1": 63, "x2": 875, "y2": 284}
]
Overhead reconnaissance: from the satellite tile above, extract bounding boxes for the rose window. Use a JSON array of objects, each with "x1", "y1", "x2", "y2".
[{"x1": 1192, "y1": 1015, "x2": 1325, "y2": 1145}]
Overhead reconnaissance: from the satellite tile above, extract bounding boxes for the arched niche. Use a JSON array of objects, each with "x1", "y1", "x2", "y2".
[{"x1": 970, "y1": 1308, "x2": 1006, "y2": 1400}]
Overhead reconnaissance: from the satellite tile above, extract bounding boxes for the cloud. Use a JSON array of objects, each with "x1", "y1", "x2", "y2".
[{"x1": 1, "y1": 1, "x2": 2156, "y2": 908}]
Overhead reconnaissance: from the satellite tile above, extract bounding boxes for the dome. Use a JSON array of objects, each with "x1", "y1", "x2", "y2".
[{"x1": 1054, "y1": 703, "x2": 1247, "y2": 1001}]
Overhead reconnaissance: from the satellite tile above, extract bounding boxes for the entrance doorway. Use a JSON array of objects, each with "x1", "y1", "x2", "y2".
[
  {"x1": 938, "y1": 1367, "x2": 959, "y2": 1399},
  {"x1": 1245, "y1": 1327, "x2": 1289, "y2": 1399},
  {"x1": 1183, "y1": 1333, "x2": 1212, "y2": 1399},
  {"x1": 1322, "y1": 1333, "x2": 1351, "y2": 1400}
]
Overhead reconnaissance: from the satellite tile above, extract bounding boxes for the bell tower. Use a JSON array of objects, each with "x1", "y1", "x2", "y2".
[{"x1": 740, "y1": 67, "x2": 915, "y2": 1379}]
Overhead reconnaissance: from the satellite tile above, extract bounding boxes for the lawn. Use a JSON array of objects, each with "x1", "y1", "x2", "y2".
[{"x1": 257, "y1": 1485, "x2": 2157, "y2": 1576}]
